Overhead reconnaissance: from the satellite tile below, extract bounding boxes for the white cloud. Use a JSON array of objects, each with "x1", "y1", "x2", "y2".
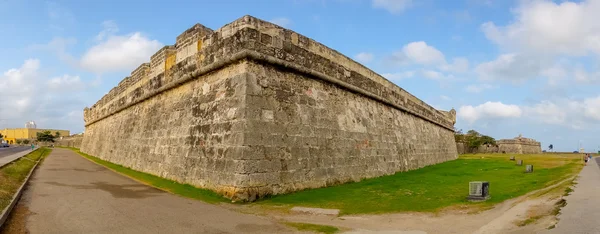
[
  {"x1": 0, "y1": 59, "x2": 41, "y2": 114},
  {"x1": 48, "y1": 75, "x2": 85, "y2": 91},
  {"x1": 525, "y1": 100, "x2": 567, "y2": 125},
  {"x1": 465, "y1": 83, "x2": 493, "y2": 93},
  {"x1": 440, "y1": 95, "x2": 451, "y2": 101},
  {"x1": 354, "y1": 52, "x2": 374, "y2": 63},
  {"x1": 382, "y1": 71, "x2": 414, "y2": 80},
  {"x1": 458, "y1": 101, "x2": 522, "y2": 123},
  {"x1": 389, "y1": 42, "x2": 469, "y2": 76},
  {"x1": 541, "y1": 65, "x2": 569, "y2": 86},
  {"x1": 46, "y1": 1, "x2": 75, "y2": 32},
  {"x1": 27, "y1": 37, "x2": 78, "y2": 66},
  {"x1": 95, "y1": 20, "x2": 119, "y2": 41},
  {"x1": 0, "y1": 59, "x2": 87, "y2": 132},
  {"x1": 523, "y1": 97, "x2": 600, "y2": 129},
  {"x1": 80, "y1": 31, "x2": 162, "y2": 73},
  {"x1": 481, "y1": 0, "x2": 600, "y2": 56},
  {"x1": 573, "y1": 66, "x2": 600, "y2": 84},
  {"x1": 400, "y1": 41, "x2": 446, "y2": 65},
  {"x1": 461, "y1": 96, "x2": 600, "y2": 129},
  {"x1": 475, "y1": 53, "x2": 542, "y2": 82},
  {"x1": 421, "y1": 70, "x2": 454, "y2": 81},
  {"x1": 441, "y1": 57, "x2": 469, "y2": 73},
  {"x1": 270, "y1": 18, "x2": 292, "y2": 27},
  {"x1": 582, "y1": 96, "x2": 600, "y2": 120},
  {"x1": 372, "y1": 0, "x2": 412, "y2": 14}
]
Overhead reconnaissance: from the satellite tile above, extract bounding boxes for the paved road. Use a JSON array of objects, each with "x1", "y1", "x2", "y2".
[
  {"x1": 0, "y1": 146, "x2": 30, "y2": 159},
  {"x1": 15, "y1": 148, "x2": 295, "y2": 234},
  {"x1": 541, "y1": 156, "x2": 600, "y2": 234}
]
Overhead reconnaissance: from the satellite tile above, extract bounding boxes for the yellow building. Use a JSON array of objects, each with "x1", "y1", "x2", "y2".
[{"x1": 1, "y1": 128, "x2": 70, "y2": 144}]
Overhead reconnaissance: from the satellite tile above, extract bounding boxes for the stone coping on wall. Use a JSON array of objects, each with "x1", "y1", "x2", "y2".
[
  {"x1": 83, "y1": 15, "x2": 456, "y2": 131},
  {"x1": 497, "y1": 139, "x2": 541, "y2": 146}
]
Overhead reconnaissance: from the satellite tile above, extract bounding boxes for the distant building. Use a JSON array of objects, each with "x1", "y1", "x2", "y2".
[
  {"x1": 497, "y1": 134, "x2": 542, "y2": 154},
  {"x1": 0, "y1": 127, "x2": 70, "y2": 144},
  {"x1": 25, "y1": 121, "x2": 37, "y2": 129}
]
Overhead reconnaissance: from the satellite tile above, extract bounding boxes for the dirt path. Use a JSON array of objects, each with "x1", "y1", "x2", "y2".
[{"x1": 4, "y1": 148, "x2": 295, "y2": 234}]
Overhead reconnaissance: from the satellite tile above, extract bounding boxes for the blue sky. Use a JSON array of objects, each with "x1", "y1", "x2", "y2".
[{"x1": 0, "y1": 0, "x2": 598, "y2": 152}]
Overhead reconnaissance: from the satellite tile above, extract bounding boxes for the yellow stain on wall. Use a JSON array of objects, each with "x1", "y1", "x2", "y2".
[
  {"x1": 165, "y1": 53, "x2": 177, "y2": 71},
  {"x1": 197, "y1": 40, "x2": 203, "y2": 51}
]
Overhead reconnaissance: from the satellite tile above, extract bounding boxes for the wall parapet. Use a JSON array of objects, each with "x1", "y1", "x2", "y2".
[
  {"x1": 496, "y1": 139, "x2": 541, "y2": 146},
  {"x1": 83, "y1": 15, "x2": 455, "y2": 131}
]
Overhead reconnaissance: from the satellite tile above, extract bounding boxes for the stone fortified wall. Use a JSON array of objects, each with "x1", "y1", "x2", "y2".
[
  {"x1": 55, "y1": 135, "x2": 83, "y2": 148},
  {"x1": 497, "y1": 135, "x2": 541, "y2": 154},
  {"x1": 80, "y1": 15, "x2": 458, "y2": 201},
  {"x1": 455, "y1": 142, "x2": 499, "y2": 154},
  {"x1": 456, "y1": 135, "x2": 541, "y2": 154}
]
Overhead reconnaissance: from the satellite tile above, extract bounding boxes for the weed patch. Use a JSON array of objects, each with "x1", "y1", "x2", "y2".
[{"x1": 284, "y1": 222, "x2": 339, "y2": 234}]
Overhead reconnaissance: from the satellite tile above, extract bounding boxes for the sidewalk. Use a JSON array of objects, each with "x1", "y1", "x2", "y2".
[
  {"x1": 0, "y1": 148, "x2": 36, "y2": 168},
  {"x1": 14, "y1": 148, "x2": 294, "y2": 234},
  {"x1": 541, "y1": 157, "x2": 600, "y2": 234}
]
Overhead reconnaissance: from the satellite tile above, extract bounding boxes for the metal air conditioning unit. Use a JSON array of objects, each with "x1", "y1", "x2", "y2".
[{"x1": 467, "y1": 181, "x2": 490, "y2": 201}]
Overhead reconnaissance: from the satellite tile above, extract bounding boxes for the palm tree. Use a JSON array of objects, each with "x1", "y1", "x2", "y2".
[{"x1": 549, "y1": 144, "x2": 553, "y2": 152}]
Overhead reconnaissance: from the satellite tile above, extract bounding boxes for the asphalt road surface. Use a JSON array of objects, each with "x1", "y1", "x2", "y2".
[
  {"x1": 12, "y1": 148, "x2": 295, "y2": 234},
  {"x1": 0, "y1": 146, "x2": 31, "y2": 159}
]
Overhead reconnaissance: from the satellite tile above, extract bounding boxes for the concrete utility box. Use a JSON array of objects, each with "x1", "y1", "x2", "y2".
[
  {"x1": 516, "y1": 160, "x2": 523, "y2": 166},
  {"x1": 467, "y1": 181, "x2": 490, "y2": 201},
  {"x1": 509, "y1": 156, "x2": 515, "y2": 161},
  {"x1": 525, "y1": 165, "x2": 533, "y2": 173}
]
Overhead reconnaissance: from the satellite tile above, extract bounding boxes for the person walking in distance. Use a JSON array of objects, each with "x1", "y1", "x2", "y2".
[{"x1": 31, "y1": 143, "x2": 34, "y2": 151}]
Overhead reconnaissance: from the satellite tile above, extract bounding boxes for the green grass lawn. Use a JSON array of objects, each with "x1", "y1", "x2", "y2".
[
  {"x1": 259, "y1": 153, "x2": 583, "y2": 214},
  {"x1": 0, "y1": 148, "x2": 51, "y2": 211},
  {"x1": 61, "y1": 147, "x2": 228, "y2": 204}
]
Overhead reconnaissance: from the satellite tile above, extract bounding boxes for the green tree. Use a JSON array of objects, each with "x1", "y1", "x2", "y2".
[
  {"x1": 462, "y1": 129, "x2": 496, "y2": 150},
  {"x1": 55, "y1": 131, "x2": 61, "y2": 138},
  {"x1": 454, "y1": 128, "x2": 465, "y2": 142},
  {"x1": 0, "y1": 133, "x2": 3, "y2": 139},
  {"x1": 15, "y1": 139, "x2": 22, "y2": 144},
  {"x1": 23, "y1": 139, "x2": 30, "y2": 144},
  {"x1": 37, "y1": 131, "x2": 56, "y2": 142},
  {"x1": 480, "y1": 135, "x2": 497, "y2": 146}
]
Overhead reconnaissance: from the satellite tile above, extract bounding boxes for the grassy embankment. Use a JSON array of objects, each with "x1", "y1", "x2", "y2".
[
  {"x1": 61, "y1": 147, "x2": 583, "y2": 215},
  {"x1": 61, "y1": 147, "x2": 228, "y2": 204},
  {"x1": 0, "y1": 148, "x2": 52, "y2": 211},
  {"x1": 259, "y1": 153, "x2": 583, "y2": 214}
]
